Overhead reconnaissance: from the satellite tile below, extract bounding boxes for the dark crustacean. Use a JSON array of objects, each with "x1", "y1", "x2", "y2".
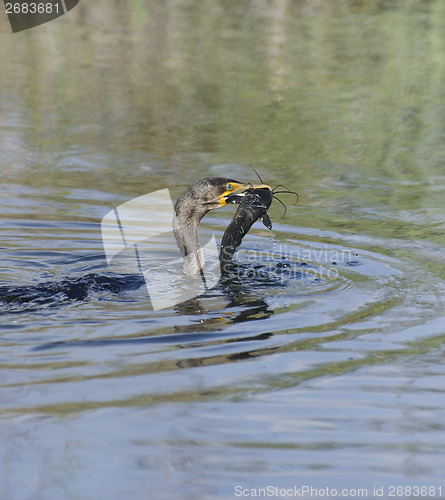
[{"x1": 220, "y1": 186, "x2": 273, "y2": 274}]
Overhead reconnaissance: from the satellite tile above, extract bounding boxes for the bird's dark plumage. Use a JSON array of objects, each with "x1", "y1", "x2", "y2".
[{"x1": 173, "y1": 177, "x2": 272, "y2": 275}]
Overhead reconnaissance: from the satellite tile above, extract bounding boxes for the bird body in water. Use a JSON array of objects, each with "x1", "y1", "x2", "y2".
[
  {"x1": 173, "y1": 177, "x2": 271, "y2": 276},
  {"x1": 0, "y1": 177, "x2": 276, "y2": 308}
]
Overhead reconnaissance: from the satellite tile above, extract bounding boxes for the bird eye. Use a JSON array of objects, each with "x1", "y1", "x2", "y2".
[{"x1": 226, "y1": 183, "x2": 233, "y2": 191}]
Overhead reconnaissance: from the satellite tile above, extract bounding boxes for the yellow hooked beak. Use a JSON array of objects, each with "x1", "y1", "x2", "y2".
[{"x1": 219, "y1": 182, "x2": 272, "y2": 207}]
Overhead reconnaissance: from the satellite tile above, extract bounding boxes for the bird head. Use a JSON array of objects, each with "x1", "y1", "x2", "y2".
[
  {"x1": 218, "y1": 179, "x2": 272, "y2": 207},
  {"x1": 174, "y1": 177, "x2": 272, "y2": 224}
]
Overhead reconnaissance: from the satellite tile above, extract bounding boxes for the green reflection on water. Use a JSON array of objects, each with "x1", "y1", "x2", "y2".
[{"x1": 1, "y1": 2, "x2": 445, "y2": 252}]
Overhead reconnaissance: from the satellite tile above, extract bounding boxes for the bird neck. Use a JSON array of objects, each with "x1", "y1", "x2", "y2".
[{"x1": 173, "y1": 208, "x2": 206, "y2": 276}]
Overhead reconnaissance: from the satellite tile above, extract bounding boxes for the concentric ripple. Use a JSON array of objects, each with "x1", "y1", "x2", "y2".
[
  {"x1": 2, "y1": 183, "x2": 445, "y2": 495},
  {"x1": 1, "y1": 185, "x2": 444, "y2": 420}
]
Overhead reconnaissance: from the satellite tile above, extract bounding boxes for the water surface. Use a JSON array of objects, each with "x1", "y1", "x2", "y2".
[{"x1": 1, "y1": 1, "x2": 445, "y2": 499}]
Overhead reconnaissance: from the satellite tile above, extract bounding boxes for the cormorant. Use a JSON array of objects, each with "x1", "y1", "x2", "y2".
[{"x1": 173, "y1": 177, "x2": 271, "y2": 275}]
